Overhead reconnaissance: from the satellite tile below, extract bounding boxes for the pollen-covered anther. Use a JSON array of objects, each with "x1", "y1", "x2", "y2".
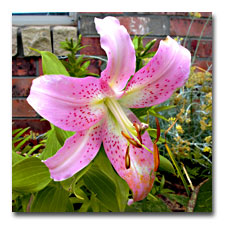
[
  {"x1": 133, "y1": 122, "x2": 142, "y2": 144},
  {"x1": 121, "y1": 131, "x2": 142, "y2": 148},
  {"x1": 125, "y1": 145, "x2": 131, "y2": 169}
]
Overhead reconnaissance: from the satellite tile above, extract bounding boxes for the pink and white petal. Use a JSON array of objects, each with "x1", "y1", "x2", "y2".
[
  {"x1": 119, "y1": 36, "x2": 191, "y2": 108},
  {"x1": 27, "y1": 75, "x2": 107, "y2": 131},
  {"x1": 102, "y1": 109, "x2": 155, "y2": 202},
  {"x1": 43, "y1": 121, "x2": 103, "y2": 181},
  {"x1": 95, "y1": 17, "x2": 136, "y2": 93}
]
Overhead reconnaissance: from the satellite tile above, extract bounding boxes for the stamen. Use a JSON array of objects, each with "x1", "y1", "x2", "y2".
[
  {"x1": 153, "y1": 117, "x2": 160, "y2": 172},
  {"x1": 153, "y1": 144, "x2": 160, "y2": 172},
  {"x1": 133, "y1": 122, "x2": 142, "y2": 144},
  {"x1": 125, "y1": 145, "x2": 131, "y2": 169},
  {"x1": 121, "y1": 131, "x2": 142, "y2": 148}
]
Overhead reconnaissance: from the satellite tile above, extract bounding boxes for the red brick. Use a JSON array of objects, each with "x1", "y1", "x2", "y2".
[
  {"x1": 79, "y1": 12, "x2": 123, "y2": 14},
  {"x1": 192, "y1": 60, "x2": 212, "y2": 72},
  {"x1": 12, "y1": 99, "x2": 37, "y2": 117},
  {"x1": 170, "y1": 18, "x2": 212, "y2": 37},
  {"x1": 135, "y1": 12, "x2": 188, "y2": 16},
  {"x1": 12, "y1": 78, "x2": 33, "y2": 97},
  {"x1": 118, "y1": 16, "x2": 168, "y2": 35},
  {"x1": 142, "y1": 38, "x2": 161, "y2": 52},
  {"x1": 80, "y1": 37, "x2": 106, "y2": 56},
  {"x1": 199, "y1": 12, "x2": 212, "y2": 18},
  {"x1": 190, "y1": 40, "x2": 212, "y2": 58},
  {"x1": 12, "y1": 119, "x2": 50, "y2": 134},
  {"x1": 87, "y1": 59, "x2": 103, "y2": 75},
  {"x1": 165, "y1": 12, "x2": 189, "y2": 16},
  {"x1": 12, "y1": 57, "x2": 37, "y2": 76},
  {"x1": 38, "y1": 57, "x2": 44, "y2": 75}
]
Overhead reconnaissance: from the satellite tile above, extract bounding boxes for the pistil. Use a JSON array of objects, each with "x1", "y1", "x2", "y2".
[
  {"x1": 105, "y1": 97, "x2": 153, "y2": 154},
  {"x1": 105, "y1": 98, "x2": 137, "y2": 137}
]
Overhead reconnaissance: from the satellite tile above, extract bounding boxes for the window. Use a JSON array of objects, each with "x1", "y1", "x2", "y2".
[{"x1": 12, "y1": 12, "x2": 77, "y2": 26}]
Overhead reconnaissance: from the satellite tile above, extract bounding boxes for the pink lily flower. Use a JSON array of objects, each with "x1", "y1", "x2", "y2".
[{"x1": 27, "y1": 16, "x2": 191, "y2": 203}]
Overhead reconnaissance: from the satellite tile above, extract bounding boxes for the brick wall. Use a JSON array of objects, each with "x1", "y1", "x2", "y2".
[{"x1": 12, "y1": 12, "x2": 212, "y2": 133}]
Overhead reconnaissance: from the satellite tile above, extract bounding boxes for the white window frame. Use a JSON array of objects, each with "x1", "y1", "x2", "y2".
[{"x1": 12, "y1": 12, "x2": 77, "y2": 26}]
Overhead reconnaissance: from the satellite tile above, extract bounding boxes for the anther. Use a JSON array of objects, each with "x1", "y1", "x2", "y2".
[
  {"x1": 153, "y1": 117, "x2": 160, "y2": 172},
  {"x1": 133, "y1": 122, "x2": 142, "y2": 144},
  {"x1": 121, "y1": 131, "x2": 142, "y2": 148},
  {"x1": 125, "y1": 145, "x2": 131, "y2": 169}
]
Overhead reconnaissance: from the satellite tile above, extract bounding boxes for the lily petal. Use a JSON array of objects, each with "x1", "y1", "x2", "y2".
[
  {"x1": 102, "y1": 109, "x2": 155, "y2": 202},
  {"x1": 43, "y1": 122, "x2": 103, "y2": 181},
  {"x1": 95, "y1": 17, "x2": 136, "y2": 94},
  {"x1": 119, "y1": 36, "x2": 191, "y2": 108},
  {"x1": 27, "y1": 75, "x2": 106, "y2": 131}
]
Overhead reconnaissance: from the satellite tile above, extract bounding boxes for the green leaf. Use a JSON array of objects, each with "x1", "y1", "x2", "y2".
[
  {"x1": 90, "y1": 194, "x2": 100, "y2": 212},
  {"x1": 53, "y1": 125, "x2": 74, "y2": 146},
  {"x1": 27, "y1": 144, "x2": 43, "y2": 156},
  {"x1": 78, "y1": 199, "x2": 91, "y2": 212},
  {"x1": 193, "y1": 178, "x2": 212, "y2": 212},
  {"x1": 83, "y1": 165, "x2": 120, "y2": 212},
  {"x1": 13, "y1": 135, "x2": 31, "y2": 152},
  {"x1": 60, "y1": 162, "x2": 93, "y2": 192},
  {"x1": 126, "y1": 194, "x2": 171, "y2": 212},
  {"x1": 30, "y1": 183, "x2": 71, "y2": 212},
  {"x1": 141, "y1": 39, "x2": 156, "y2": 56},
  {"x1": 12, "y1": 151, "x2": 25, "y2": 166},
  {"x1": 165, "y1": 144, "x2": 190, "y2": 196},
  {"x1": 158, "y1": 155, "x2": 176, "y2": 174},
  {"x1": 130, "y1": 107, "x2": 150, "y2": 118},
  {"x1": 132, "y1": 36, "x2": 139, "y2": 50},
  {"x1": 93, "y1": 147, "x2": 129, "y2": 212},
  {"x1": 12, "y1": 157, "x2": 51, "y2": 193},
  {"x1": 30, "y1": 48, "x2": 69, "y2": 76},
  {"x1": 81, "y1": 60, "x2": 90, "y2": 70},
  {"x1": 146, "y1": 194, "x2": 171, "y2": 212},
  {"x1": 12, "y1": 128, "x2": 23, "y2": 136},
  {"x1": 163, "y1": 193, "x2": 189, "y2": 207},
  {"x1": 148, "y1": 129, "x2": 167, "y2": 144},
  {"x1": 153, "y1": 105, "x2": 176, "y2": 112},
  {"x1": 148, "y1": 109, "x2": 169, "y2": 121},
  {"x1": 39, "y1": 128, "x2": 61, "y2": 160},
  {"x1": 12, "y1": 127, "x2": 30, "y2": 144}
]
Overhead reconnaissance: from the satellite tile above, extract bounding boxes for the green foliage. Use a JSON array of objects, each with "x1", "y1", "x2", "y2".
[
  {"x1": 84, "y1": 147, "x2": 129, "y2": 212},
  {"x1": 194, "y1": 178, "x2": 212, "y2": 212},
  {"x1": 158, "y1": 155, "x2": 176, "y2": 175},
  {"x1": 60, "y1": 35, "x2": 99, "y2": 77},
  {"x1": 30, "y1": 183, "x2": 72, "y2": 212},
  {"x1": 30, "y1": 48, "x2": 69, "y2": 76},
  {"x1": 126, "y1": 194, "x2": 171, "y2": 212},
  {"x1": 12, "y1": 157, "x2": 51, "y2": 193},
  {"x1": 132, "y1": 35, "x2": 156, "y2": 71}
]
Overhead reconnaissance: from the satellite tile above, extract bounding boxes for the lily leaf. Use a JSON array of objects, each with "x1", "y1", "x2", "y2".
[
  {"x1": 194, "y1": 178, "x2": 212, "y2": 212},
  {"x1": 30, "y1": 48, "x2": 69, "y2": 76},
  {"x1": 12, "y1": 151, "x2": 25, "y2": 166},
  {"x1": 53, "y1": 125, "x2": 75, "y2": 146},
  {"x1": 30, "y1": 183, "x2": 72, "y2": 212},
  {"x1": 12, "y1": 157, "x2": 51, "y2": 193},
  {"x1": 39, "y1": 128, "x2": 61, "y2": 160},
  {"x1": 158, "y1": 155, "x2": 176, "y2": 174},
  {"x1": 83, "y1": 147, "x2": 129, "y2": 212}
]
